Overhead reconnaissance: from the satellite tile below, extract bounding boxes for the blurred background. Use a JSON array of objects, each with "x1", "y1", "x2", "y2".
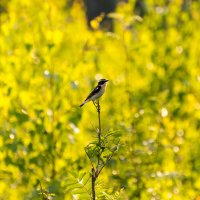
[{"x1": 0, "y1": 0, "x2": 200, "y2": 199}]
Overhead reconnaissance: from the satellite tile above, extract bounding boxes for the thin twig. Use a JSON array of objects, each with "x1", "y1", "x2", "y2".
[
  {"x1": 85, "y1": 99, "x2": 118, "y2": 199},
  {"x1": 88, "y1": 100, "x2": 108, "y2": 200},
  {"x1": 91, "y1": 168, "x2": 96, "y2": 200},
  {"x1": 96, "y1": 100, "x2": 102, "y2": 174},
  {"x1": 91, "y1": 100, "x2": 102, "y2": 200},
  {"x1": 97, "y1": 100, "x2": 101, "y2": 146}
]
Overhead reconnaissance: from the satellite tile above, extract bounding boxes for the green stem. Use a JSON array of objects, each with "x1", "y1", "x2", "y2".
[
  {"x1": 91, "y1": 168, "x2": 96, "y2": 200},
  {"x1": 97, "y1": 100, "x2": 101, "y2": 146},
  {"x1": 89, "y1": 100, "x2": 102, "y2": 200}
]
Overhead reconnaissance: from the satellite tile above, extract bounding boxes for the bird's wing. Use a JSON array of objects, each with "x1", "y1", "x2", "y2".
[{"x1": 84, "y1": 86, "x2": 101, "y2": 101}]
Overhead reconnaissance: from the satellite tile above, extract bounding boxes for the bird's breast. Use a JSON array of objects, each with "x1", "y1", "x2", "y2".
[{"x1": 91, "y1": 86, "x2": 105, "y2": 100}]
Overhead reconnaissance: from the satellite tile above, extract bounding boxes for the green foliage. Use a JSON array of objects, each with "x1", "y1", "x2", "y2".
[
  {"x1": 65, "y1": 170, "x2": 122, "y2": 200},
  {"x1": 0, "y1": 0, "x2": 200, "y2": 199},
  {"x1": 65, "y1": 171, "x2": 91, "y2": 199},
  {"x1": 85, "y1": 129, "x2": 120, "y2": 168}
]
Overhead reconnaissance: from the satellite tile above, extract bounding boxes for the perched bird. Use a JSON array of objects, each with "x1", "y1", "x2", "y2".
[{"x1": 80, "y1": 79, "x2": 109, "y2": 107}]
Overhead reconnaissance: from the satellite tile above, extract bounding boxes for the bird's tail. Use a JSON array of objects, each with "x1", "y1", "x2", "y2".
[
  {"x1": 80, "y1": 99, "x2": 90, "y2": 107},
  {"x1": 80, "y1": 103, "x2": 84, "y2": 107}
]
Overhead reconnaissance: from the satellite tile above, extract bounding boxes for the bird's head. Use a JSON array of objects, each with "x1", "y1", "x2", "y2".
[{"x1": 98, "y1": 79, "x2": 109, "y2": 86}]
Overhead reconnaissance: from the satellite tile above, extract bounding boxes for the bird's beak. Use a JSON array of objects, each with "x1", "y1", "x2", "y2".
[{"x1": 105, "y1": 79, "x2": 109, "y2": 82}]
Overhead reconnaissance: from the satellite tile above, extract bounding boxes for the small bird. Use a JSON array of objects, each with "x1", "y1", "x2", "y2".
[{"x1": 80, "y1": 79, "x2": 109, "y2": 107}]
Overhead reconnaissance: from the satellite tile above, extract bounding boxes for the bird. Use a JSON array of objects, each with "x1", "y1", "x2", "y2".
[{"x1": 80, "y1": 79, "x2": 109, "y2": 107}]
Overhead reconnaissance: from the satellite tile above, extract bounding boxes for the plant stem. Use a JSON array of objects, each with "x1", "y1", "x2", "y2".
[
  {"x1": 97, "y1": 100, "x2": 101, "y2": 146},
  {"x1": 91, "y1": 168, "x2": 96, "y2": 200},
  {"x1": 86, "y1": 100, "x2": 116, "y2": 199},
  {"x1": 90, "y1": 100, "x2": 101, "y2": 200}
]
